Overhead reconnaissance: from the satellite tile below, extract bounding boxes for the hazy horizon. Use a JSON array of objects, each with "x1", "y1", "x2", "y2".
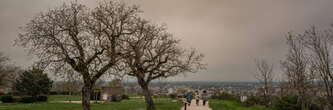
[{"x1": 1, "y1": 0, "x2": 333, "y2": 81}]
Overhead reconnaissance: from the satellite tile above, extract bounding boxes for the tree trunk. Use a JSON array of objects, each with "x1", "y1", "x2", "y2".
[
  {"x1": 328, "y1": 96, "x2": 333, "y2": 110},
  {"x1": 143, "y1": 86, "x2": 156, "y2": 110},
  {"x1": 138, "y1": 79, "x2": 156, "y2": 110},
  {"x1": 82, "y1": 82, "x2": 93, "y2": 110},
  {"x1": 69, "y1": 91, "x2": 72, "y2": 103}
]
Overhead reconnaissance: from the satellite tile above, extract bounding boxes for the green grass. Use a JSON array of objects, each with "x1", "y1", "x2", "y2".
[
  {"x1": 128, "y1": 94, "x2": 144, "y2": 97},
  {"x1": 209, "y1": 99, "x2": 273, "y2": 110},
  {"x1": 48, "y1": 95, "x2": 81, "y2": 102},
  {"x1": 0, "y1": 95, "x2": 182, "y2": 110}
]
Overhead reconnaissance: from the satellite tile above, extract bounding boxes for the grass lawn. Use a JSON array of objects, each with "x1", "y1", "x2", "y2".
[
  {"x1": 128, "y1": 94, "x2": 144, "y2": 97},
  {"x1": 0, "y1": 95, "x2": 182, "y2": 110},
  {"x1": 48, "y1": 95, "x2": 81, "y2": 102},
  {"x1": 209, "y1": 99, "x2": 273, "y2": 110}
]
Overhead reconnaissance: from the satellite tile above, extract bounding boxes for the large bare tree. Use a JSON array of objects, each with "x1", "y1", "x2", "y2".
[
  {"x1": 16, "y1": 1, "x2": 140, "y2": 110},
  {"x1": 301, "y1": 26, "x2": 333, "y2": 108},
  {"x1": 254, "y1": 59, "x2": 274, "y2": 106},
  {"x1": 281, "y1": 33, "x2": 314, "y2": 109},
  {"x1": 121, "y1": 19, "x2": 205, "y2": 110}
]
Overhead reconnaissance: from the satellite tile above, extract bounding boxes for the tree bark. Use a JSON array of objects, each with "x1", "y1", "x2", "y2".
[
  {"x1": 138, "y1": 78, "x2": 156, "y2": 110},
  {"x1": 82, "y1": 82, "x2": 94, "y2": 110},
  {"x1": 143, "y1": 86, "x2": 156, "y2": 110},
  {"x1": 328, "y1": 96, "x2": 333, "y2": 109}
]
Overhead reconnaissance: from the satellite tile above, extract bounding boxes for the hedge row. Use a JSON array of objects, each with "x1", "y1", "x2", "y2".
[{"x1": 0, "y1": 95, "x2": 48, "y2": 103}]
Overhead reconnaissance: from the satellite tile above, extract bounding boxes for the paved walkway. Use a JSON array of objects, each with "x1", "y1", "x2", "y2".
[{"x1": 181, "y1": 100, "x2": 212, "y2": 110}]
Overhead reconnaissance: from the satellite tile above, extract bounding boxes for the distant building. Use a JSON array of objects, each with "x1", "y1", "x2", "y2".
[{"x1": 100, "y1": 86, "x2": 125, "y2": 101}]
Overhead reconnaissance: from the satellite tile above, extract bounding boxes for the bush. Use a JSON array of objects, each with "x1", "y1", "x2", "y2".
[
  {"x1": 1, "y1": 95, "x2": 14, "y2": 103},
  {"x1": 13, "y1": 68, "x2": 53, "y2": 97},
  {"x1": 49, "y1": 91, "x2": 58, "y2": 95},
  {"x1": 211, "y1": 92, "x2": 239, "y2": 101},
  {"x1": 309, "y1": 103, "x2": 321, "y2": 110},
  {"x1": 111, "y1": 95, "x2": 122, "y2": 102},
  {"x1": 169, "y1": 94, "x2": 177, "y2": 99},
  {"x1": 36, "y1": 95, "x2": 48, "y2": 102},
  {"x1": 121, "y1": 94, "x2": 129, "y2": 100},
  {"x1": 308, "y1": 97, "x2": 326, "y2": 110},
  {"x1": 243, "y1": 96, "x2": 265, "y2": 106},
  {"x1": 13, "y1": 96, "x2": 21, "y2": 102},
  {"x1": 49, "y1": 91, "x2": 81, "y2": 95},
  {"x1": 20, "y1": 96, "x2": 36, "y2": 103},
  {"x1": 273, "y1": 96, "x2": 301, "y2": 110}
]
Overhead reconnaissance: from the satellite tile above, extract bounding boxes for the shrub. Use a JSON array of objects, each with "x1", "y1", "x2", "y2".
[
  {"x1": 169, "y1": 94, "x2": 177, "y2": 99},
  {"x1": 211, "y1": 92, "x2": 239, "y2": 101},
  {"x1": 309, "y1": 103, "x2": 321, "y2": 110},
  {"x1": 49, "y1": 91, "x2": 58, "y2": 95},
  {"x1": 111, "y1": 95, "x2": 122, "y2": 102},
  {"x1": 13, "y1": 68, "x2": 53, "y2": 97},
  {"x1": 20, "y1": 96, "x2": 36, "y2": 103},
  {"x1": 243, "y1": 96, "x2": 265, "y2": 106},
  {"x1": 13, "y1": 96, "x2": 21, "y2": 102},
  {"x1": 308, "y1": 97, "x2": 326, "y2": 110},
  {"x1": 36, "y1": 95, "x2": 48, "y2": 102},
  {"x1": 0, "y1": 95, "x2": 14, "y2": 103},
  {"x1": 274, "y1": 96, "x2": 301, "y2": 110},
  {"x1": 121, "y1": 94, "x2": 129, "y2": 100}
]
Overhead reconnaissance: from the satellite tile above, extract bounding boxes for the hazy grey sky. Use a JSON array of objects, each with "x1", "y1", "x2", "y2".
[{"x1": 1, "y1": 0, "x2": 333, "y2": 81}]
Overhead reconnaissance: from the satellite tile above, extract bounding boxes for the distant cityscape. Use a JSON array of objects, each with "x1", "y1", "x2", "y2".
[{"x1": 121, "y1": 81, "x2": 276, "y2": 96}]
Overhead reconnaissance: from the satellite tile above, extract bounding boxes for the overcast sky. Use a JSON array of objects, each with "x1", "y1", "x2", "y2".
[{"x1": 1, "y1": 0, "x2": 333, "y2": 81}]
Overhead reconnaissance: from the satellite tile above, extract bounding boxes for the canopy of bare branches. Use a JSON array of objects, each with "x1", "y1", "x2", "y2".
[
  {"x1": 122, "y1": 19, "x2": 205, "y2": 83},
  {"x1": 16, "y1": 1, "x2": 141, "y2": 82}
]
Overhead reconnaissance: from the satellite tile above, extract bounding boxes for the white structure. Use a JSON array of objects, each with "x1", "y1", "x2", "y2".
[
  {"x1": 167, "y1": 88, "x2": 175, "y2": 95},
  {"x1": 240, "y1": 95, "x2": 248, "y2": 102}
]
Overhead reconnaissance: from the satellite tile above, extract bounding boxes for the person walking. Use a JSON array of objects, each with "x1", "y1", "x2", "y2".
[
  {"x1": 201, "y1": 90, "x2": 209, "y2": 106},
  {"x1": 195, "y1": 90, "x2": 201, "y2": 106},
  {"x1": 184, "y1": 90, "x2": 193, "y2": 106}
]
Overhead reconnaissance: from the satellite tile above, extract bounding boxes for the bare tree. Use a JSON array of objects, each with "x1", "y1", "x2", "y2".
[
  {"x1": 0, "y1": 53, "x2": 11, "y2": 88},
  {"x1": 16, "y1": 1, "x2": 140, "y2": 110},
  {"x1": 254, "y1": 59, "x2": 274, "y2": 106},
  {"x1": 121, "y1": 19, "x2": 205, "y2": 110},
  {"x1": 281, "y1": 33, "x2": 313, "y2": 109},
  {"x1": 0, "y1": 52, "x2": 20, "y2": 89},
  {"x1": 301, "y1": 26, "x2": 333, "y2": 108}
]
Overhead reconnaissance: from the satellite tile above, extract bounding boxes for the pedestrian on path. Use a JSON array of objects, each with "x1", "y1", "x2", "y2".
[
  {"x1": 201, "y1": 90, "x2": 209, "y2": 106},
  {"x1": 195, "y1": 90, "x2": 201, "y2": 106},
  {"x1": 184, "y1": 90, "x2": 193, "y2": 106},
  {"x1": 181, "y1": 100, "x2": 213, "y2": 110}
]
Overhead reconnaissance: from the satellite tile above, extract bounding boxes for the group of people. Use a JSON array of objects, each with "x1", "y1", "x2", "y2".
[{"x1": 183, "y1": 90, "x2": 209, "y2": 106}]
